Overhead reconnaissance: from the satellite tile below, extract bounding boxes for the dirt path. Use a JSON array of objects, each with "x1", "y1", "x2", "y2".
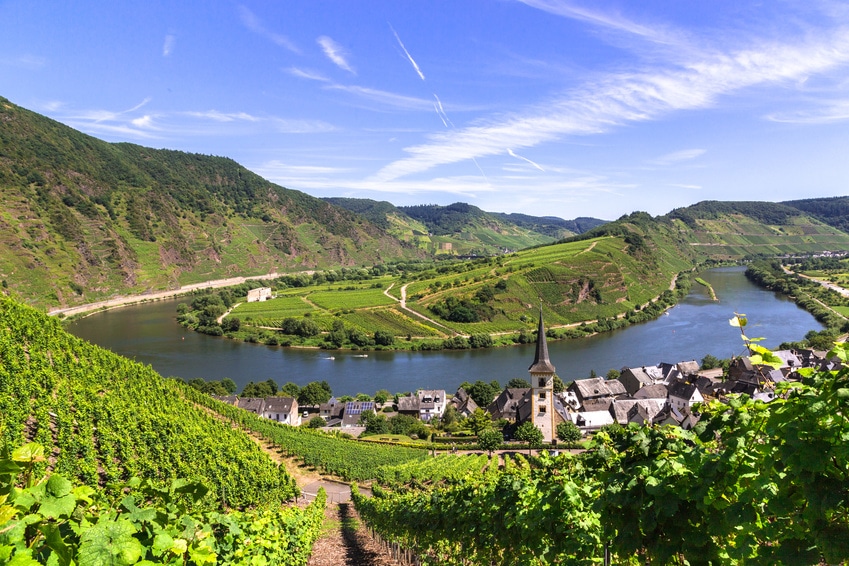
[
  {"x1": 307, "y1": 503, "x2": 399, "y2": 566},
  {"x1": 47, "y1": 271, "x2": 293, "y2": 318}
]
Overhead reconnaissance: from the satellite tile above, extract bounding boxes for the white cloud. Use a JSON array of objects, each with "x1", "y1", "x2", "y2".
[
  {"x1": 326, "y1": 84, "x2": 433, "y2": 111},
  {"x1": 651, "y1": 149, "x2": 706, "y2": 165},
  {"x1": 318, "y1": 36, "x2": 355, "y2": 74},
  {"x1": 162, "y1": 34, "x2": 176, "y2": 57},
  {"x1": 238, "y1": 5, "x2": 299, "y2": 52},
  {"x1": 183, "y1": 110, "x2": 260, "y2": 122},
  {"x1": 767, "y1": 99, "x2": 849, "y2": 123},
  {"x1": 287, "y1": 67, "x2": 330, "y2": 82},
  {"x1": 371, "y1": 28, "x2": 849, "y2": 182}
]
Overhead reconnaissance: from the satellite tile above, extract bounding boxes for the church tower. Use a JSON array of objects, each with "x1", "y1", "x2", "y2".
[{"x1": 528, "y1": 308, "x2": 556, "y2": 442}]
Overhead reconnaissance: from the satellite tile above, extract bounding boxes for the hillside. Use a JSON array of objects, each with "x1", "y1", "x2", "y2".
[
  {"x1": 0, "y1": 293, "x2": 296, "y2": 506},
  {"x1": 782, "y1": 195, "x2": 849, "y2": 234},
  {"x1": 324, "y1": 198, "x2": 594, "y2": 256},
  {"x1": 0, "y1": 97, "x2": 418, "y2": 309}
]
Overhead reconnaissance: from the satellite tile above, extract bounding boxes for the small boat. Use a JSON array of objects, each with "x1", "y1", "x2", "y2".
[
  {"x1": 324, "y1": 356, "x2": 335, "y2": 360},
  {"x1": 352, "y1": 354, "x2": 368, "y2": 358}
]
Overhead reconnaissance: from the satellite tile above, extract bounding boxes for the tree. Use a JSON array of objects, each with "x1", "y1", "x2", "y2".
[
  {"x1": 477, "y1": 428, "x2": 503, "y2": 457},
  {"x1": 467, "y1": 408, "x2": 492, "y2": 436},
  {"x1": 298, "y1": 381, "x2": 332, "y2": 406},
  {"x1": 280, "y1": 382, "x2": 301, "y2": 398},
  {"x1": 468, "y1": 333, "x2": 493, "y2": 348},
  {"x1": 374, "y1": 389, "x2": 390, "y2": 405},
  {"x1": 556, "y1": 421, "x2": 583, "y2": 448},
  {"x1": 553, "y1": 375, "x2": 567, "y2": 394},
  {"x1": 374, "y1": 330, "x2": 394, "y2": 346},
  {"x1": 700, "y1": 354, "x2": 722, "y2": 370},
  {"x1": 359, "y1": 410, "x2": 389, "y2": 435},
  {"x1": 506, "y1": 378, "x2": 531, "y2": 389},
  {"x1": 307, "y1": 416, "x2": 326, "y2": 428},
  {"x1": 461, "y1": 380, "x2": 500, "y2": 408},
  {"x1": 242, "y1": 379, "x2": 277, "y2": 397},
  {"x1": 605, "y1": 369, "x2": 621, "y2": 380},
  {"x1": 355, "y1": 393, "x2": 371, "y2": 402},
  {"x1": 514, "y1": 421, "x2": 543, "y2": 455},
  {"x1": 221, "y1": 378, "x2": 237, "y2": 394}
]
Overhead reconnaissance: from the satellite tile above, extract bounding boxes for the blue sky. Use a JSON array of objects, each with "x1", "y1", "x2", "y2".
[{"x1": 2, "y1": 1, "x2": 849, "y2": 220}]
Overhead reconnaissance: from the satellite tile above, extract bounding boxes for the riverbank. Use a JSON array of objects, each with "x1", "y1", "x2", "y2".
[{"x1": 48, "y1": 272, "x2": 289, "y2": 319}]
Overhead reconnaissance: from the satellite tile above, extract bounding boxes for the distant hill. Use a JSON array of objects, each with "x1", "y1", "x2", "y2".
[
  {"x1": 0, "y1": 97, "x2": 419, "y2": 308},
  {"x1": 570, "y1": 202, "x2": 849, "y2": 261},
  {"x1": 325, "y1": 198, "x2": 605, "y2": 255},
  {"x1": 782, "y1": 196, "x2": 849, "y2": 234}
]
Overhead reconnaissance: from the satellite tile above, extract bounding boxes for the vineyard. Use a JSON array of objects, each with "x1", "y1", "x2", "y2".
[
  {"x1": 0, "y1": 295, "x2": 298, "y2": 508},
  {"x1": 354, "y1": 344, "x2": 849, "y2": 564},
  {"x1": 190, "y1": 391, "x2": 431, "y2": 481},
  {"x1": 1, "y1": 444, "x2": 326, "y2": 566}
]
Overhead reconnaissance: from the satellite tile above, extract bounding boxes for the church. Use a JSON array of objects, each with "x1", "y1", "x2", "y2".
[{"x1": 526, "y1": 308, "x2": 562, "y2": 442}]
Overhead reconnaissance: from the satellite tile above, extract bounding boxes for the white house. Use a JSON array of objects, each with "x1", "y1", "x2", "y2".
[{"x1": 247, "y1": 287, "x2": 272, "y2": 302}]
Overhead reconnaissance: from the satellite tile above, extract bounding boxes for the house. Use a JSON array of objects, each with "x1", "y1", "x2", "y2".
[
  {"x1": 569, "y1": 377, "x2": 627, "y2": 408},
  {"x1": 261, "y1": 396, "x2": 299, "y2": 425},
  {"x1": 487, "y1": 388, "x2": 530, "y2": 422},
  {"x1": 237, "y1": 397, "x2": 266, "y2": 416},
  {"x1": 667, "y1": 381, "x2": 703, "y2": 415},
  {"x1": 319, "y1": 397, "x2": 345, "y2": 426},
  {"x1": 571, "y1": 410, "x2": 615, "y2": 431},
  {"x1": 341, "y1": 401, "x2": 375, "y2": 428},
  {"x1": 618, "y1": 365, "x2": 663, "y2": 396},
  {"x1": 246, "y1": 287, "x2": 272, "y2": 303},
  {"x1": 610, "y1": 399, "x2": 666, "y2": 426},
  {"x1": 450, "y1": 388, "x2": 479, "y2": 417},
  {"x1": 633, "y1": 383, "x2": 668, "y2": 400},
  {"x1": 416, "y1": 389, "x2": 446, "y2": 422}
]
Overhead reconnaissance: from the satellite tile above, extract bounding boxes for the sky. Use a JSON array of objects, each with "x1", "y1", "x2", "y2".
[{"x1": 2, "y1": 1, "x2": 849, "y2": 221}]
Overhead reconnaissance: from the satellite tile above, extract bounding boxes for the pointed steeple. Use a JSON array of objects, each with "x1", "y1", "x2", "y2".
[{"x1": 528, "y1": 307, "x2": 556, "y2": 374}]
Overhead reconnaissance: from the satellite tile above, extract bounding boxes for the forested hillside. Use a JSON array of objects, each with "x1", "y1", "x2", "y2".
[
  {"x1": 325, "y1": 198, "x2": 585, "y2": 255},
  {"x1": 783, "y1": 195, "x2": 849, "y2": 233},
  {"x1": 0, "y1": 96, "x2": 417, "y2": 309}
]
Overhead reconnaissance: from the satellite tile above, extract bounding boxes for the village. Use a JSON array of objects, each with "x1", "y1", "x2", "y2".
[{"x1": 214, "y1": 311, "x2": 839, "y2": 445}]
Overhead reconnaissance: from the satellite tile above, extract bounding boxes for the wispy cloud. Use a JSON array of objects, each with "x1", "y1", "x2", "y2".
[
  {"x1": 318, "y1": 36, "x2": 355, "y2": 74},
  {"x1": 183, "y1": 110, "x2": 260, "y2": 122},
  {"x1": 162, "y1": 34, "x2": 176, "y2": 57},
  {"x1": 518, "y1": 0, "x2": 690, "y2": 50},
  {"x1": 507, "y1": 148, "x2": 545, "y2": 171},
  {"x1": 390, "y1": 24, "x2": 425, "y2": 81},
  {"x1": 651, "y1": 149, "x2": 705, "y2": 165},
  {"x1": 0, "y1": 54, "x2": 47, "y2": 69},
  {"x1": 767, "y1": 99, "x2": 849, "y2": 123},
  {"x1": 287, "y1": 67, "x2": 330, "y2": 82},
  {"x1": 326, "y1": 84, "x2": 432, "y2": 111},
  {"x1": 669, "y1": 183, "x2": 702, "y2": 190},
  {"x1": 238, "y1": 5, "x2": 299, "y2": 53},
  {"x1": 371, "y1": 29, "x2": 849, "y2": 182}
]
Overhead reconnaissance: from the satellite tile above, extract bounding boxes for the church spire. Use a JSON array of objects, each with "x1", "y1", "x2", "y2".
[{"x1": 528, "y1": 306, "x2": 556, "y2": 374}]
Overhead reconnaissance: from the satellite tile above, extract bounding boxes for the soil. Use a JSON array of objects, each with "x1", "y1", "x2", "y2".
[{"x1": 307, "y1": 502, "x2": 400, "y2": 566}]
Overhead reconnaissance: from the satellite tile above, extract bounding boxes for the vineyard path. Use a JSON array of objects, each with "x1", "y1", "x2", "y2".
[{"x1": 195, "y1": 399, "x2": 399, "y2": 566}]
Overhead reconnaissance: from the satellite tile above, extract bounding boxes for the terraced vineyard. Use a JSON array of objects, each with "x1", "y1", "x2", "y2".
[
  {"x1": 0, "y1": 295, "x2": 298, "y2": 508},
  {"x1": 191, "y1": 392, "x2": 431, "y2": 481}
]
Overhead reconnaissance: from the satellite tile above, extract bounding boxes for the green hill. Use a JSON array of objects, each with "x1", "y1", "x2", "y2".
[
  {"x1": 782, "y1": 195, "x2": 849, "y2": 234},
  {"x1": 0, "y1": 96, "x2": 419, "y2": 309},
  {"x1": 0, "y1": 293, "x2": 296, "y2": 506}
]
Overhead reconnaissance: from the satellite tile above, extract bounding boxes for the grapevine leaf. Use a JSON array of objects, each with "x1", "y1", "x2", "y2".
[
  {"x1": 11, "y1": 444, "x2": 44, "y2": 464},
  {"x1": 151, "y1": 532, "x2": 174, "y2": 557},
  {"x1": 173, "y1": 480, "x2": 209, "y2": 503},
  {"x1": 78, "y1": 517, "x2": 143, "y2": 566},
  {"x1": 39, "y1": 522, "x2": 73, "y2": 566},
  {"x1": 46, "y1": 474, "x2": 72, "y2": 498},
  {"x1": 0, "y1": 460, "x2": 22, "y2": 475},
  {"x1": 39, "y1": 493, "x2": 76, "y2": 519},
  {"x1": 0, "y1": 504, "x2": 16, "y2": 524},
  {"x1": 8, "y1": 550, "x2": 42, "y2": 566}
]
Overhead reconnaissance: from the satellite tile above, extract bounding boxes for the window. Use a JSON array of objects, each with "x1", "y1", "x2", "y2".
[
  {"x1": 539, "y1": 405, "x2": 546, "y2": 413},
  {"x1": 539, "y1": 392, "x2": 546, "y2": 400},
  {"x1": 538, "y1": 378, "x2": 546, "y2": 387}
]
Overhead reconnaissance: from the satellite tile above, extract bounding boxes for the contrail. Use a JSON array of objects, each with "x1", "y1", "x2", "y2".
[
  {"x1": 433, "y1": 94, "x2": 454, "y2": 127},
  {"x1": 508, "y1": 148, "x2": 545, "y2": 172},
  {"x1": 433, "y1": 101, "x2": 448, "y2": 127},
  {"x1": 390, "y1": 24, "x2": 425, "y2": 81}
]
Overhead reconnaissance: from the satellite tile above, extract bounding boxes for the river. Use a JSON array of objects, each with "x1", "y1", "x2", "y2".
[{"x1": 67, "y1": 267, "x2": 822, "y2": 396}]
